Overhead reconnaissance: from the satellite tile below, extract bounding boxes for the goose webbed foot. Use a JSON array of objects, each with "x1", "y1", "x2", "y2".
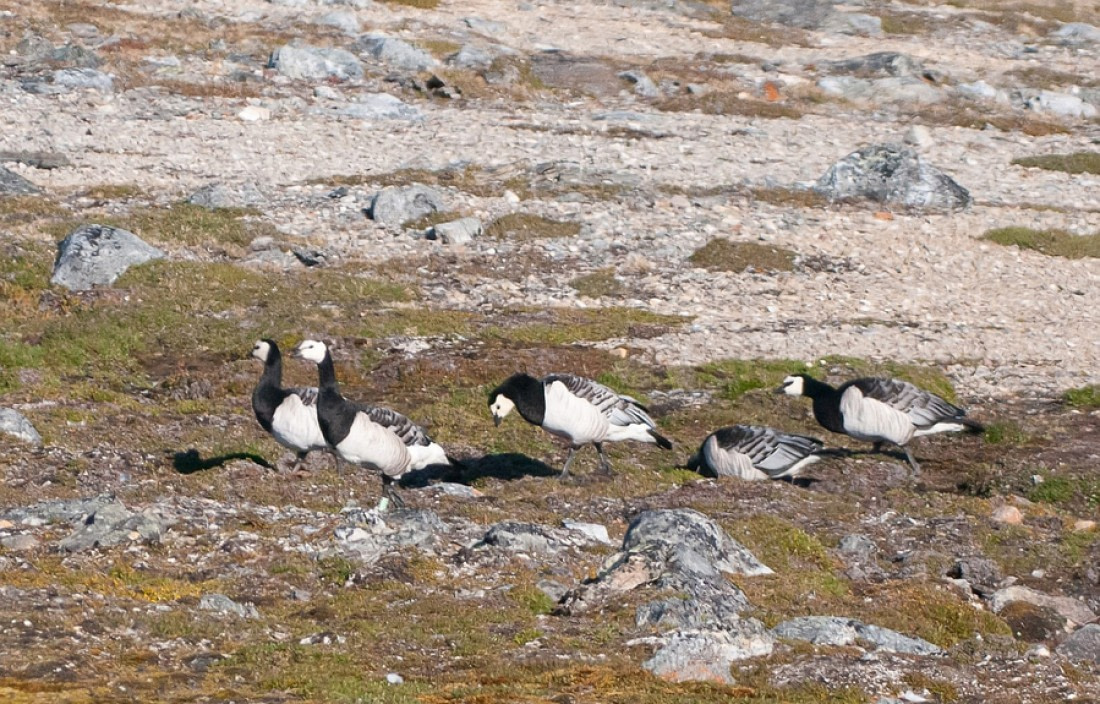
[
  {"x1": 902, "y1": 446, "x2": 921, "y2": 473},
  {"x1": 594, "y1": 443, "x2": 614, "y2": 476},
  {"x1": 379, "y1": 474, "x2": 406, "y2": 511},
  {"x1": 558, "y1": 447, "x2": 579, "y2": 481}
]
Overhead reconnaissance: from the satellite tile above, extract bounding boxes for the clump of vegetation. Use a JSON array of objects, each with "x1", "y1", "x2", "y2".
[
  {"x1": 1028, "y1": 475, "x2": 1075, "y2": 504},
  {"x1": 689, "y1": 239, "x2": 797, "y2": 273},
  {"x1": 698, "y1": 358, "x2": 808, "y2": 400},
  {"x1": 484, "y1": 307, "x2": 685, "y2": 345},
  {"x1": 1063, "y1": 384, "x2": 1100, "y2": 408},
  {"x1": 77, "y1": 184, "x2": 145, "y2": 201},
  {"x1": 750, "y1": 186, "x2": 828, "y2": 209},
  {"x1": 982, "y1": 421, "x2": 1032, "y2": 446},
  {"x1": 878, "y1": 11, "x2": 934, "y2": 34},
  {"x1": 376, "y1": 0, "x2": 440, "y2": 8},
  {"x1": 981, "y1": 227, "x2": 1100, "y2": 259},
  {"x1": 657, "y1": 91, "x2": 804, "y2": 120},
  {"x1": 570, "y1": 268, "x2": 624, "y2": 298},
  {"x1": 1012, "y1": 152, "x2": 1100, "y2": 175},
  {"x1": 485, "y1": 213, "x2": 581, "y2": 240},
  {"x1": 0, "y1": 195, "x2": 65, "y2": 224}
]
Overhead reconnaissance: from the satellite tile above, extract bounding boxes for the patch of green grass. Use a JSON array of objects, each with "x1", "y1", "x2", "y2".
[
  {"x1": 0, "y1": 195, "x2": 65, "y2": 224},
  {"x1": 656, "y1": 91, "x2": 803, "y2": 120},
  {"x1": 483, "y1": 308, "x2": 685, "y2": 345},
  {"x1": 981, "y1": 226, "x2": 1100, "y2": 259},
  {"x1": 878, "y1": 11, "x2": 934, "y2": 34},
  {"x1": 697, "y1": 358, "x2": 808, "y2": 400},
  {"x1": 485, "y1": 213, "x2": 581, "y2": 241},
  {"x1": 570, "y1": 268, "x2": 624, "y2": 298},
  {"x1": 729, "y1": 515, "x2": 834, "y2": 571},
  {"x1": 689, "y1": 239, "x2": 796, "y2": 273},
  {"x1": 903, "y1": 672, "x2": 959, "y2": 702},
  {"x1": 1012, "y1": 151, "x2": 1100, "y2": 175},
  {"x1": 1028, "y1": 475, "x2": 1075, "y2": 504},
  {"x1": 1060, "y1": 529, "x2": 1100, "y2": 563},
  {"x1": 1063, "y1": 384, "x2": 1100, "y2": 408},
  {"x1": 512, "y1": 584, "x2": 555, "y2": 616},
  {"x1": 982, "y1": 421, "x2": 1032, "y2": 446}
]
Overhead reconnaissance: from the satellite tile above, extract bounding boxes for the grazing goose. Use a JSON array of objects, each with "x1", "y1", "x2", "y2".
[
  {"x1": 776, "y1": 373, "x2": 984, "y2": 471},
  {"x1": 686, "y1": 425, "x2": 824, "y2": 481},
  {"x1": 250, "y1": 339, "x2": 329, "y2": 472},
  {"x1": 293, "y1": 339, "x2": 450, "y2": 508},
  {"x1": 488, "y1": 372, "x2": 673, "y2": 478}
]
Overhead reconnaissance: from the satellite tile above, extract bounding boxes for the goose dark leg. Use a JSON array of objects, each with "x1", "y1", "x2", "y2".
[
  {"x1": 594, "y1": 443, "x2": 613, "y2": 475},
  {"x1": 872, "y1": 441, "x2": 884, "y2": 454},
  {"x1": 380, "y1": 474, "x2": 405, "y2": 510},
  {"x1": 559, "y1": 447, "x2": 579, "y2": 480},
  {"x1": 902, "y1": 445, "x2": 921, "y2": 473},
  {"x1": 290, "y1": 451, "x2": 307, "y2": 473}
]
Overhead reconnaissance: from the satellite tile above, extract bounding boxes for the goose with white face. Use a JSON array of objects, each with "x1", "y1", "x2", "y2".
[
  {"x1": 251, "y1": 339, "x2": 273, "y2": 362},
  {"x1": 776, "y1": 375, "x2": 805, "y2": 396},
  {"x1": 489, "y1": 394, "x2": 516, "y2": 427},
  {"x1": 294, "y1": 339, "x2": 328, "y2": 363}
]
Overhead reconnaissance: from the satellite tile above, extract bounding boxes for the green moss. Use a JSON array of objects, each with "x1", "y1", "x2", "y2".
[
  {"x1": 1028, "y1": 475, "x2": 1075, "y2": 504},
  {"x1": 1012, "y1": 152, "x2": 1100, "y2": 175},
  {"x1": 729, "y1": 515, "x2": 834, "y2": 571},
  {"x1": 697, "y1": 359, "x2": 808, "y2": 400},
  {"x1": 485, "y1": 213, "x2": 581, "y2": 241},
  {"x1": 878, "y1": 11, "x2": 933, "y2": 34},
  {"x1": 981, "y1": 226, "x2": 1100, "y2": 259},
  {"x1": 689, "y1": 239, "x2": 796, "y2": 273},
  {"x1": 657, "y1": 91, "x2": 804, "y2": 119},
  {"x1": 1064, "y1": 384, "x2": 1100, "y2": 409},
  {"x1": 570, "y1": 268, "x2": 624, "y2": 298},
  {"x1": 750, "y1": 187, "x2": 828, "y2": 209},
  {"x1": 982, "y1": 421, "x2": 1032, "y2": 446},
  {"x1": 483, "y1": 308, "x2": 685, "y2": 345}
]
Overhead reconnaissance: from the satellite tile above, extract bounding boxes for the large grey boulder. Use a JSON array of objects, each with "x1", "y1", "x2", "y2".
[
  {"x1": 1057, "y1": 624, "x2": 1100, "y2": 664},
  {"x1": 353, "y1": 33, "x2": 438, "y2": 72},
  {"x1": 51, "y1": 68, "x2": 114, "y2": 93},
  {"x1": 814, "y1": 143, "x2": 971, "y2": 211},
  {"x1": 50, "y1": 224, "x2": 164, "y2": 291},
  {"x1": 990, "y1": 585, "x2": 1096, "y2": 630},
  {"x1": 773, "y1": 616, "x2": 944, "y2": 655},
  {"x1": 730, "y1": 0, "x2": 836, "y2": 28},
  {"x1": 269, "y1": 43, "x2": 364, "y2": 81},
  {"x1": 639, "y1": 625, "x2": 775, "y2": 684},
  {"x1": 623, "y1": 509, "x2": 773, "y2": 577},
  {"x1": 817, "y1": 76, "x2": 944, "y2": 105},
  {"x1": 1050, "y1": 22, "x2": 1100, "y2": 45},
  {"x1": 0, "y1": 408, "x2": 41, "y2": 445},
  {"x1": 368, "y1": 185, "x2": 445, "y2": 227},
  {"x1": 0, "y1": 166, "x2": 40, "y2": 196}
]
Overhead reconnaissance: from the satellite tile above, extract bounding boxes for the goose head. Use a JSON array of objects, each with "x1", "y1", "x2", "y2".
[{"x1": 294, "y1": 339, "x2": 328, "y2": 364}]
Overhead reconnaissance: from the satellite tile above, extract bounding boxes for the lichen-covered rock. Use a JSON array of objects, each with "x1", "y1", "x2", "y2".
[
  {"x1": 50, "y1": 224, "x2": 165, "y2": 291},
  {"x1": 1057, "y1": 624, "x2": 1100, "y2": 664},
  {"x1": 58, "y1": 499, "x2": 174, "y2": 552},
  {"x1": 622, "y1": 509, "x2": 773, "y2": 577},
  {"x1": 368, "y1": 185, "x2": 445, "y2": 226},
  {"x1": 425, "y1": 217, "x2": 482, "y2": 245},
  {"x1": 814, "y1": 143, "x2": 971, "y2": 211},
  {"x1": 0, "y1": 165, "x2": 40, "y2": 196},
  {"x1": 353, "y1": 34, "x2": 438, "y2": 72},
  {"x1": 0, "y1": 408, "x2": 42, "y2": 445},
  {"x1": 639, "y1": 625, "x2": 775, "y2": 684},
  {"x1": 772, "y1": 616, "x2": 944, "y2": 655},
  {"x1": 269, "y1": 43, "x2": 363, "y2": 81}
]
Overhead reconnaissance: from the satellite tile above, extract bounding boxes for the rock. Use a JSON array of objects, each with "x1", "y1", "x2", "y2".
[
  {"x1": 385, "y1": 672, "x2": 404, "y2": 685},
  {"x1": 368, "y1": 185, "x2": 445, "y2": 227},
  {"x1": 188, "y1": 182, "x2": 265, "y2": 209},
  {"x1": 819, "y1": 52, "x2": 927, "y2": 78},
  {"x1": 536, "y1": 578, "x2": 570, "y2": 603},
  {"x1": 0, "y1": 166, "x2": 41, "y2": 196},
  {"x1": 0, "y1": 151, "x2": 70, "y2": 171},
  {"x1": 562, "y1": 520, "x2": 612, "y2": 545},
  {"x1": 904, "y1": 125, "x2": 934, "y2": 149},
  {"x1": 1050, "y1": 22, "x2": 1100, "y2": 45},
  {"x1": 624, "y1": 509, "x2": 772, "y2": 577},
  {"x1": 990, "y1": 585, "x2": 1096, "y2": 629},
  {"x1": 837, "y1": 534, "x2": 877, "y2": 562},
  {"x1": 640, "y1": 625, "x2": 775, "y2": 684},
  {"x1": 477, "y1": 522, "x2": 569, "y2": 555},
  {"x1": 947, "y1": 557, "x2": 1001, "y2": 589},
  {"x1": 0, "y1": 534, "x2": 39, "y2": 551},
  {"x1": 2, "y1": 496, "x2": 120, "y2": 526},
  {"x1": 50, "y1": 68, "x2": 113, "y2": 92},
  {"x1": 0, "y1": 408, "x2": 42, "y2": 445},
  {"x1": 58, "y1": 499, "x2": 172, "y2": 552},
  {"x1": 199, "y1": 594, "x2": 261, "y2": 619},
  {"x1": 50, "y1": 224, "x2": 165, "y2": 291},
  {"x1": 1074, "y1": 520, "x2": 1097, "y2": 532},
  {"x1": 772, "y1": 616, "x2": 944, "y2": 655},
  {"x1": 335, "y1": 508, "x2": 448, "y2": 564},
  {"x1": 237, "y1": 106, "x2": 271, "y2": 121},
  {"x1": 814, "y1": 143, "x2": 971, "y2": 212},
  {"x1": 1026, "y1": 91, "x2": 1098, "y2": 119},
  {"x1": 314, "y1": 85, "x2": 343, "y2": 100},
  {"x1": 420, "y1": 482, "x2": 483, "y2": 499},
  {"x1": 315, "y1": 11, "x2": 360, "y2": 34},
  {"x1": 619, "y1": 70, "x2": 660, "y2": 98},
  {"x1": 820, "y1": 12, "x2": 883, "y2": 36},
  {"x1": 991, "y1": 505, "x2": 1023, "y2": 524},
  {"x1": 999, "y1": 601, "x2": 1065, "y2": 642},
  {"x1": 1057, "y1": 624, "x2": 1100, "y2": 663},
  {"x1": 817, "y1": 76, "x2": 944, "y2": 105},
  {"x1": 353, "y1": 34, "x2": 438, "y2": 72},
  {"x1": 448, "y1": 44, "x2": 495, "y2": 69},
  {"x1": 464, "y1": 17, "x2": 507, "y2": 37},
  {"x1": 425, "y1": 217, "x2": 482, "y2": 244},
  {"x1": 956, "y1": 80, "x2": 1010, "y2": 104},
  {"x1": 269, "y1": 43, "x2": 363, "y2": 81},
  {"x1": 730, "y1": 0, "x2": 836, "y2": 29},
  {"x1": 320, "y1": 93, "x2": 421, "y2": 120}
]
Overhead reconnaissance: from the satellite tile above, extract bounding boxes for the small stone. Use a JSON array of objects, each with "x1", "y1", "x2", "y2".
[
  {"x1": 353, "y1": 33, "x2": 438, "y2": 72},
  {"x1": 0, "y1": 166, "x2": 41, "y2": 196},
  {"x1": 189, "y1": 182, "x2": 265, "y2": 209},
  {"x1": 385, "y1": 672, "x2": 404, "y2": 685},
  {"x1": 1073, "y1": 520, "x2": 1097, "y2": 532},
  {"x1": 837, "y1": 534, "x2": 877, "y2": 561},
  {"x1": 199, "y1": 593, "x2": 261, "y2": 619},
  {"x1": 314, "y1": 11, "x2": 360, "y2": 34},
  {"x1": 990, "y1": 585, "x2": 1097, "y2": 629},
  {"x1": 903, "y1": 125, "x2": 934, "y2": 149},
  {"x1": 814, "y1": 143, "x2": 970, "y2": 212},
  {"x1": 610, "y1": 347, "x2": 629, "y2": 359},
  {"x1": 314, "y1": 85, "x2": 342, "y2": 100},
  {"x1": 562, "y1": 520, "x2": 612, "y2": 545},
  {"x1": 425, "y1": 217, "x2": 482, "y2": 245},
  {"x1": 238, "y1": 106, "x2": 271, "y2": 121},
  {"x1": 1027, "y1": 643, "x2": 1051, "y2": 658},
  {"x1": 269, "y1": 43, "x2": 363, "y2": 81},
  {"x1": 991, "y1": 505, "x2": 1023, "y2": 525}
]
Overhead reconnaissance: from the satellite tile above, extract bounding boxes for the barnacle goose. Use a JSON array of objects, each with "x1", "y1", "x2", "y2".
[
  {"x1": 686, "y1": 425, "x2": 824, "y2": 481},
  {"x1": 251, "y1": 339, "x2": 329, "y2": 472},
  {"x1": 776, "y1": 373, "x2": 984, "y2": 471},
  {"x1": 293, "y1": 339, "x2": 450, "y2": 509},
  {"x1": 488, "y1": 372, "x2": 673, "y2": 478}
]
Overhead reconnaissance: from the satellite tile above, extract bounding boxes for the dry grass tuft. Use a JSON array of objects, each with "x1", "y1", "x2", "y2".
[
  {"x1": 657, "y1": 91, "x2": 804, "y2": 120},
  {"x1": 982, "y1": 226, "x2": 1100, "y2": 259},
  {"x1": 689, "y1": 239, "x2": 797, "y2": 273},
  {"x1": 485, "y1": 213, "x2": 581, "y2": 241},
  {"x1": 1011, "y1": 151, "x2": 1100, "y2": 175}
]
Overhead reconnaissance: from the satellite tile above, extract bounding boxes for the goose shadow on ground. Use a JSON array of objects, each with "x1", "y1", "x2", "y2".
[
  {"x1": 399, "y1": 452, "x2": 559, "y2": 487},
  {"x1": 172, "y1": 448, "x2": 273, "y2": 475}
]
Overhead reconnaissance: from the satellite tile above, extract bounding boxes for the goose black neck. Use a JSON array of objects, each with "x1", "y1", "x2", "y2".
[
  {"x1": 260, "y1": 346, "x2": 283, "y2": 386},
  {"x1": 800, "y1": 375, "x2": 837, "y2": 400},
  {"x1": 317, "y1": 351, "x2": 339, "y2": 391}
]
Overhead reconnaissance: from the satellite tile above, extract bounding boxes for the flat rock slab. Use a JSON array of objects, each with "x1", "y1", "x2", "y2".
[
  {"x1": 59, "y1": 499, "x2": 174, "y2": 552},
  {"x1": 50, "y1": 224, "x2": 165, "y2": 291},
  {"x1": 641, "y1": 626, "x2": 775, "y2": 684},
  {"x1": 0, "y1": 165, "x2": 40, "y2": 196},
  {"x1": 773, "y1": 616, "x2": 944, "y2": 655},
  {"x1": 0, "y1": 408, "x2": 42, "y2": 445},
  {"x1": 1057, "y1": 624, "x2": 1100, "y2": 664}
]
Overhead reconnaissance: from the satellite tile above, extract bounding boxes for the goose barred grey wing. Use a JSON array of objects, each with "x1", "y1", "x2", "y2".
[
  {"x1": 851, "y1": 378, "x2": 964, "y2": 428},
  {"x1": 714, "y1": 425, "x2": 822, "y2": 473},
  {"x1": 287, "y1": 387, "x2": 320, "y2": 406},
  {"x1": 356, "y1": 404, "x2": 433, "y2": 447},
  {"x1": 548, "y1": 374, "x2": 657, "y2": 429}
]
